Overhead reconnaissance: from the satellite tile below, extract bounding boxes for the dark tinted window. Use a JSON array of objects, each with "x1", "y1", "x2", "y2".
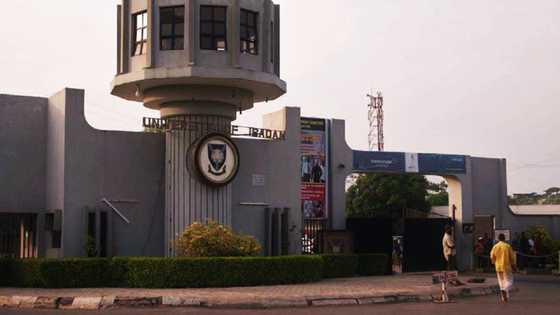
[
  {"x1": 200, "y1": 6, "x2": 227, "y2": 51},
  {"x1": 240, "y1": 9, "x2": 258, "y2": 55},
  {"x1": 160, "y1": 6, "x2": 185, "y2": 50}
]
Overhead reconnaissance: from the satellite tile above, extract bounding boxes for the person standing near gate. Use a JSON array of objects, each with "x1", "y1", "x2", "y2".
[
  {"x1": 490, "y1": 233, "x2": 517, "y2": 303},
  {"x1": 442, "y1": 225, "x2": 456, "y2": 270}
]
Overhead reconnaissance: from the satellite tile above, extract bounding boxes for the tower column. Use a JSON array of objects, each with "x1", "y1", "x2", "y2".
[{"x1": 165, "y1": 114, "x2": 233, "y2": 256}]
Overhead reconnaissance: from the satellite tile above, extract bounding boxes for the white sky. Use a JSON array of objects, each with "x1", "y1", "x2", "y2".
[{"x1": 1, "y1": 0, "x2": 559, "y2": 193}]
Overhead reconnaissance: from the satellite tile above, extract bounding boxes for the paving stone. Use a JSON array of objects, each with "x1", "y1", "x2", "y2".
[
  {"x1": 311, "y1": 298, "x2": 358, "y2": 306},
  {"x1": 162, "y1": 296, "x2": 202, "y2": 306},
  {"x1": 58, "y1": 297, "x2": 75, "y2": 309},
  {"x1": 11, "y1": 296, "x2": 37, "y2": 308},
  {"x1": 71, "y1": 297, "x2": 102, "y2": 310},
  {"x1": 115, "y1": 296, "x2": 162, "y2": 307},
  {"x1": 0, "y1": 296, "x2": 11, "y2": 307},
  {"x1": 261, "y1": 298, "x2": 309, "y2": 308},
  {"x1": 100, "y1": 296, "x2": 116, "y2": 308},
  {"x1": 34, "y1": 297, "x2": 59, "y2": 309},
  {"x1": 357, "y1": 296, "x2": 389, "y2": 304}
]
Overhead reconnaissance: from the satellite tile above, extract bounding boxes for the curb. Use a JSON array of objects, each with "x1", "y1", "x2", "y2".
[{"x1": 0, "y1": 284, "x2": 501, "y2": 310}]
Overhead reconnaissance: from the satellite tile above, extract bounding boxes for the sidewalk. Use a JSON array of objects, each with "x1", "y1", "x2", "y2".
[{"x1": 0, "y1": 274, "x2": 499, "y2": 310}]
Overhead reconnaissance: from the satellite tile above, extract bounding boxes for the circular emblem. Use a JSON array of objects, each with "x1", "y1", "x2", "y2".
[{"x1": 191, "y1": 133, "x2": 240, "y2": 186}]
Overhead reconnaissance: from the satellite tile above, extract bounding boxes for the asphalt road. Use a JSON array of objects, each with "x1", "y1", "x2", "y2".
[{"x1": 1, "y1": 275, "x2": 558, "y2": 315}]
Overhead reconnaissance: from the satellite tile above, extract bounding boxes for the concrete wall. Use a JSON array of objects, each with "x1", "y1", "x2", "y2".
[
  {"x1": 47, "y1": 89, "x2": 165, "y2": 257},
  {"x1": 0, "y1": 94, "x2": 47, "y2": 213},
  {"x1": 231, "y1": 107, "x2": 302, "y2": 255}
]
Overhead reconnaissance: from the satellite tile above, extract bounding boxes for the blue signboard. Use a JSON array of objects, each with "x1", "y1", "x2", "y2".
[
  {"x1": 352, "y1": 151, "x2": 406, "y2": 173},
  {"x1": 352, "y1": 151, "x2": 467, "y2": 174},
  {"x1": 418, "y1": 154, "x2": 466, "y2": 174}
]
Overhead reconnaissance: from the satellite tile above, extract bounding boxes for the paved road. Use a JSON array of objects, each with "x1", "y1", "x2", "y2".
[{"x1": 1, "y1": 275, "x2": 558, "y2": 315}]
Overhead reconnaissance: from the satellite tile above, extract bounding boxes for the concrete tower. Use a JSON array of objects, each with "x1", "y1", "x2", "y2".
[{"x1": 111, "y1": 0, "x2": 286, "y2": 256}]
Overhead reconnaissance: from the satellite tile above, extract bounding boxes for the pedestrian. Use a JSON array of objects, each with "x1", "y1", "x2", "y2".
[
  {"x1": 474, "y1": 237, "x2": 485, "y2": 269},
  {"x1": 490, "y1": 233, "x2": 517, "y2": 303},
  {"x1": 442, "y1": 225, "x2": 456, "y2": 270}
]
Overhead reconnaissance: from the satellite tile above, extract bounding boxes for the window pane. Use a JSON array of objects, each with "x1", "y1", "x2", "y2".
[
  {"x1": 216, "y1": 38, "x2": 226, "y2": 51},
  {"x1": 143, "y1": 13, "x2": 148, "y2": 26},
  {"x1": 134, "y1": 43, "x2": 142, "y2": 55},
  {"x1": 248, "y1": 13, "x2": 256, "y2": 27},
  {"x1": 201, "y1": 22, "x2": 212, "y2": 35},
  {"x1": 175, "y1": 38, "x2": 184, "y2": 50},
  {"x1": 161, "y1": 38, "x2": 173, "y2": 50},
  {"x1": 136, "y1": 30, "x2": 143, "y2": 42},
  {"x1": 136, "y1": 15, "x2": 143, "y2": 28},
  {"x1": 161, "y1": 23, "x2": 173, "y2": 36},
  {"x1": 214, "y1": 23, "x2": 226, "y2": 36},
  {"x1": 240, "y1": 25, "x2": 247, "y2": 39},
  {"x1": 200, "y1": 6, "x2": 212, "y2": 20},
  {"x1": 174, "y1": 7, "x2": 185, "y2": 19},
  {"x1": 176, "y1": 23, "x2": 184, "y2": 36},
  {"x1": 141, "y1": 42, "x2": 147, "y2": 55},
  {"x1": 160, "y1": 8, "x2": 174, "y2": 24},
  {"x1": 248, "y1": 29, "x2": 257, "y2": 41},
  {"x1": 142, "y1": 28, "x2": 148, "y2": 40},
  {"x1": 214, "y1": 7, "x2": 226, "y2": 21},
  {"x1": 241, "y1": 40, "x2": 247, "y2": 52},
  {"x1": 240, "y1": 11, "x2": 248, "y2": 25},
  {"x1": 201, "y1": 35, "x2": 212, "y2": 49}
]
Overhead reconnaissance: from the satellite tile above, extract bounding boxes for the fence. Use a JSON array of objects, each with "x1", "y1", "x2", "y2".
[{"x1": 303, "y1": 218, "x2": 328, "y2": 254}]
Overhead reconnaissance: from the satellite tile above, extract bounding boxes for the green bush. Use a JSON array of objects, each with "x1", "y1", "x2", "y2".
[
  {"x1": 357, "y1": 254, "x2": 388, "y2": 276},
  {"x1": 1, "y1": 256, "x2": 322, "y2": 289},
  {"x1": 125, "y1": 256, "x2": 322, "y2": 288},
  {"x1": 175, "y1": 221, "x2": 261, "y2": 257},
  {"x1": 321, "y1": 254, "x2": 359, "y2": 278}
]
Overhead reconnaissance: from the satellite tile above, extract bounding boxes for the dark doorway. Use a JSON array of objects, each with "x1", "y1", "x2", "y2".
[
  {"x1": 403, "y1": 218, "x2": 452, "y2": 272},
  {"x1": 346, "y1": 218, "x2": 393, "y2": 274}
]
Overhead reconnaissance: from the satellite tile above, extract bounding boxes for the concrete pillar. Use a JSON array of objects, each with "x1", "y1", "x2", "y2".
[{"x1": 165, "y1": 114, "x2": 233, "y2": 256}]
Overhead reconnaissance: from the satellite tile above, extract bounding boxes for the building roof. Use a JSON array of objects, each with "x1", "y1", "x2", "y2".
[{"x1": 509, "y1": 205, "x2": 560, "y2": 216}]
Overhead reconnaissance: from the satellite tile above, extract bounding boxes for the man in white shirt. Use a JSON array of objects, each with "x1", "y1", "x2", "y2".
[{"x1": 442, "y1": 225, "x2": 456, "y2": 270}]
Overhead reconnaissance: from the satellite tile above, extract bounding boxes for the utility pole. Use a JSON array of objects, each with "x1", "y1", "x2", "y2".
[{"x1": 367, "y1": 91, "x2": 384, "y2": 151}]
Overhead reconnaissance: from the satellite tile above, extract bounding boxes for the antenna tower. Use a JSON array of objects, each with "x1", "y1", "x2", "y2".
[{"x1": 367, "y1": 91, "x2": 384, "y2": 151}]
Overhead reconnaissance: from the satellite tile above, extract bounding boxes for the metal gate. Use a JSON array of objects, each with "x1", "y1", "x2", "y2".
[
  {"x1": 0, "y1": 214, "x2": 38, "y2": 258},
  {"x1": 403, "y1": 218, "x2": 452, "y2": 272},
  {"x1": 303, "y1": 218, "x2": 328, "y2": 254}
]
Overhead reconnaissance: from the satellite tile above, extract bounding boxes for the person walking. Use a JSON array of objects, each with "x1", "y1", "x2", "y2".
[
  {"x1": 442, "y1": 225, "x2": 456, "y2": 270},
  {"x1": 490, "y1": 233, "x2": 517, "y2": 303}
]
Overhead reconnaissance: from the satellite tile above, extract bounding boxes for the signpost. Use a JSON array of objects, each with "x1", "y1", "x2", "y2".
[{"x1": 432, "y1": 271, "x2": 459, "y2": 303}]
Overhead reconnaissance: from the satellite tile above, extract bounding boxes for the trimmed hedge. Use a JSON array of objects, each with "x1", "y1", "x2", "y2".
[
  {"x1": 321, "y1": 254, "x2": 359, "y2": 278},
  {"x1": 0, "y1": 254, "x2": 387, "y2": 288},
  {"x1": 125, "y1": 256, "x2": 323, "y2": 288},
  {"x1": 357, "y1": 254, "x2": 388, "y2": 276},
  {"x1": 321, "y1": 254, "x2": 388, "y2": 278},
  {"x1": 0, "y1": 256, "x2": 323, "y2": 288}
]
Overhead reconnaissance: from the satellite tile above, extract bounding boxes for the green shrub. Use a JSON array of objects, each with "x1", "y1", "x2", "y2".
[
  {"x1": 125, "y1": 256, "x2": 322, "y2": 288},
  {"x1": 175, "y1": 221, "x2": 261, "y2": 257},
  {"x1": 321, "y1": 254, "x2": 359, "y2": 278},
  {"x1": 357, "y1": 254, "x2": 388, "y2": 276},
  {"x1": 2, "y1": 256, "x2": 323, "y2": 288}
]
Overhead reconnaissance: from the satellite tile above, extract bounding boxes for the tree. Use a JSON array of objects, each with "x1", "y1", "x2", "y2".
[
  {"x1": 545, "y1": 187, "x2": 560, "y2": 196},
  {"x1": 427, "y1": 180, "x2": 449, "y2": 206},
  {"x1": 346, "y1": 173, "x2": 431, "y2": 218}
]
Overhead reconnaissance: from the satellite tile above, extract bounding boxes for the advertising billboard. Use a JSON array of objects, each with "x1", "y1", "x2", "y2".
[{"x1": 301, "y1": 118, "x2": 328, "y2": 219}]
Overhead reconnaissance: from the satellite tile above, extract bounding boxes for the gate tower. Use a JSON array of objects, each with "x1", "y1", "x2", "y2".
[{"x1": 111, "y1": 0, "x2": 286, "y2": 256}]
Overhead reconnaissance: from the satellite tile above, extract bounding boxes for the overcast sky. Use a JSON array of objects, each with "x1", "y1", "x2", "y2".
[{"x1": 1, "y1": 0, "x2": 559, "y2": 194}]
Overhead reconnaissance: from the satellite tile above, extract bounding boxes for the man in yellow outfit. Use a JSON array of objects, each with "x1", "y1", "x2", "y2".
[{"x1": 490, "y1": 233, "x2": 517, "y2": 302}]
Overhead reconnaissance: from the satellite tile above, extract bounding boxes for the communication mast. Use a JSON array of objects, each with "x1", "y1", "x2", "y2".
[{"x1": 367, "y1": 92, "x2": 384, "y2": 151}]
